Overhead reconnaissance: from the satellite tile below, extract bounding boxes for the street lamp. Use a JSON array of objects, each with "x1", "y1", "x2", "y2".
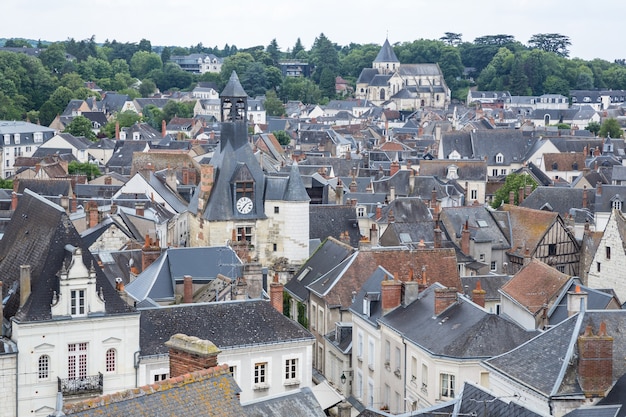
[{"x1": 340, "y1": 370, "x2": 352, "y2": 384}]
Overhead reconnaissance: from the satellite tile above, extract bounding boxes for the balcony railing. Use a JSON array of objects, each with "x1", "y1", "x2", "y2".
[{"x1": 58, "y1": 373, "x2": 103, "y2": 396}]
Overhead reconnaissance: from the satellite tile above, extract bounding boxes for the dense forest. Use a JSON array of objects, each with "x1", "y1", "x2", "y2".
[{"x1": 1, "y1": 32, "x2": 625, "y2": 127}]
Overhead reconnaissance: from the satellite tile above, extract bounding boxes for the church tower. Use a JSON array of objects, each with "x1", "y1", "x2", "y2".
[{"x1": 373, "y1": 38, "x2": 400, "y2": 74}]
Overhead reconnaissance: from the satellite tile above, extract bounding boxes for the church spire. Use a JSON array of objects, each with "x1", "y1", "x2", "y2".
[
  {"x1": 373, "y1": 38, "x2": 399, "y2": 73},
  {"x1": 220, "y1": 71, "x2": 248, "y2": 122}
]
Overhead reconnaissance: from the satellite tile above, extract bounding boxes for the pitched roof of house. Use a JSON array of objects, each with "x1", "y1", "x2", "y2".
[
  {"x1": 139, "y1": 300, "x2": 314, "y2": 356},
  {"x1": 379, "y1": 284, "x2": 536, "y2": 358},
  {"x1": 521, "y1": 187, "x2": 594, "y2": 221},
  {"x1": 0, "y1": 189, "x2": 133, "y2": 322},
  {"x1": 500, "y1": 258, "x2": 571, "y2": 316},
  {"x1": 440, "y1": 206, "x2": 511, "y2": 250},
  {"x1": 309, "y1": 205, "x2": 361, "y2": 248},
  {"x1": 243, "y1": 387, "x2": 326, "y2": 417},
  {"x1": 419, "y1": 159, "x2": 487, "y2": 181},
  {"x1": 63, "y1": 364, "x2": 244, "y2": 417},
  {"x1": 498, "y1": 204, "x2": 560, "y2": 257},
  {"x1": 485, "y1": 310, "x2": 626, "y2": 399},
  {"x1": 285, "y1": 237, "x2": 356, "y2": 302},
  {"x1": 307, "y1": 247, "x2": 460, "y2": 309},
  {"x1": 125, "y1": 246, "x2": 242, "y2": 303}
]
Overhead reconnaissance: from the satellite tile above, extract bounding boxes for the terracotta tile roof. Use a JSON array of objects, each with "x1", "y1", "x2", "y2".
[
  {"x1": 500, "y1": 259, "x2": 570, "y2": 315},
  {"x1": 543, "y1": 152, "x2": 585, "y2": 172},
  {"x1": 499, "y1": 204, "x2": 558, "y2": 257},
  {"x1": 320, "y1": 247, "x2": 460, "y2": 308},
  {"x1": 64, "y1": 364, "x2": 244, "y2": 416}
]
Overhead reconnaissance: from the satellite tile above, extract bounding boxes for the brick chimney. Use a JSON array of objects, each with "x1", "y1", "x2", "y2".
[
  {"x1": 349, "y1": 179, "x2": 357, "y2": 193},
  {"x1": 20, "y1": 265, "x2": 31, "y2": 308},
  {"x1": 434, "y1": 287, "x2": 457, "y2": 316},
  {"x1": 165, "y1": 334, "x2": 222, "y2": 378},
  {"x1": 11, "y1": 191, "x2": 17, "y2": 210},
  {"x1": 199, "y1": 164, "x2": 215, "y2": 198},
  {"x1": 578, "y1": 322, "x2": 613, "y2": 397},
  {"x1": 70, "y1": 196, "x2": 77, "y2": 213},
  {"x1": 161, "y1": 119, "x2": 167, "y2": 138},
  {"x1": 88, "y1": 201, "x2": 99, "y2": 228},
  {"x1": 518, "y1": 186, "x2": 524, "y2": 204},
  {"x1": 431, "y1": 187, "x2": 437, "y2": 209},
  {"x1": 461, "y1": 219, "x2": 470, "y2": 255},
  {"x1": 509, "y1": 190, "x2": 515, "y2": 205},
  {"x1": 582, "y1": 186, "x2": 588, "y2": 209},
  {"x1": 135, "y1": 202, "x2": 145, "y2": 217},
  {"x1": 434, "y1": 224, "x2": 442, "y2": 249},
  {"x1": 141, "y1": 235, "x2": 161, "y2": 271},
  {"x1": 270, "y1": 273, "x2": 284, "y2": 314},
  {"x1": 567, "y1": 284, "x2": 587, "y2": 317},
  {"x1": 183, "y1": 275, "x2": 193, "y2": 303},
  {"x1": 390, "y1": 160, "x2": 400, "y2": 176},
  {"x1": 104, "y1": 176, "x2": 112, "y2": 185},
  {"x1": 381, "y1": 275, "x2": 402, "y2": 314},
  {"x1": 376, "y1": 203, "x2": 382, "y2": 221},
  {"x1": 472, "y1": 280, "x2": 486, "y2": 308},
  {"x1": 115, "y1": 121, "x2": 120, "y2": 140}
]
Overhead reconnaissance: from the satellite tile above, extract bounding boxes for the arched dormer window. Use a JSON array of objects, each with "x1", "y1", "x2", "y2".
[
  {"x1": 552, "y1": 162, "x2": 558, "y2": 171},
  {"x1": 495, "y1": 153, "x2": 504, "y2": 164},
  {"x1": 544, "y1": 114, "x2": 550, "y2": 125},
  {"x1": 612, "y1": 195, "x2": 623, "y2": 211}
]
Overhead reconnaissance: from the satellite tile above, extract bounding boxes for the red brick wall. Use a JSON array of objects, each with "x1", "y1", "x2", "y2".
[
  {"x1": 169, "y1": 348, "x2": 218, "y2": 378},
  {"x1": 270, "y1": 282, "x2": 283, "y2": 313},
  {"x1": 578, "y1": 324, "x2": 613, "y2": 396},
  {"x1": 381, "y1": 279, "x2": 402, "y2": 312},
  {"x1": 434, "y1": 287, "x2": 457, "y2": 316}
]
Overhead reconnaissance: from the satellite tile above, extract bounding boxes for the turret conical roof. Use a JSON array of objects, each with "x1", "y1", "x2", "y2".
[
  {"x1": 374, "y1": 38, "x2": 399, "y2": 63},
  {"x1": 220, "y1": 71, "x2": 248, "y2": 98}
]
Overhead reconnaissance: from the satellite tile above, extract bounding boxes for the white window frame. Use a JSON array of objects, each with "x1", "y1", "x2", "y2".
[
  {"x1": 68, "y1": 342, "x2": 88, "y2": 380},
  {"x1": 284, "y1": 358, "x2": 299, "y2": 386},
  {"x1": 105, "y1": 348, "x2": 116, "y2": 373},
  {"x1": 440, "y1": 373, "x2": 456, "y2": 398},
  {"x1": 38, "y1": 355, "x2": 50, "y2": 379},
  {"x1": 71, "y1": 289, "x2": 86, "y2": 316}
]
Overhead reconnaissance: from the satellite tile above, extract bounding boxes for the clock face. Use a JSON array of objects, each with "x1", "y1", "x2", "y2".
[{"x1": 236, "y1": 196, "x2": 254, "y2": 214}]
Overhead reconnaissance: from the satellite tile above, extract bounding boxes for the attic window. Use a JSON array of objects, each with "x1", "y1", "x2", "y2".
[
  {"x1": 296, "y1": 267, "x2": 311, "y2": 281},
  {"x1": 476, "y1": 220, "x2": 488, "y2": 228},
  {"x1": 495, "y1": 153, "x2": 504, "y2": 164}
]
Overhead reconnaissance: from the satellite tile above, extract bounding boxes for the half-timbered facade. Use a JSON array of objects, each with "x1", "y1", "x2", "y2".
[{"x1": 496, "y1": 204, "x2": 580, "y2": 276}]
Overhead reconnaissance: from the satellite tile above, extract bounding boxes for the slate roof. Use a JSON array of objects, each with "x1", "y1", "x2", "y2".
[
  {"x1": 221, "y1": 71, "x2": 248, "y2": 98},
  {"x1": 453, "y1": 382, "x2": 547, "y2": 417},
  {"x1": 485, "y1": 310, "x2": 626, "y2": 399},
  {"x1": 0, "y1": 120, "x2": 56, "y2": 145},
  {"x1": 378, "y1": 197, "x2": 432, "y2": 223},
  {"x1": 378, "y1": 221, "x2": 439, "y2": 247},
  {"x1": 564, "y1": 405, "x2": 621, "y2": 417},
  {"x1": 309, "y1": 205, "x2": 361, "y2": 248},
  {"x1": 373, "y1": 39, "x2": 399, "y2": 63},
  {"x1": 461, "y1": 275, "x2": 511, "y2": 302},
  {"x1": 379, "y1": 284, "x2": 537, "y2": 358},
  {"x1": 63, "y1": 365, "x2": 244, "y2": 417},
  {"x1": 16, "y1": 178, "x2": 72, "y2": 198},
  {"x1": 139, "y1": 300, "x2": 314, "y2": 356},
  {"x1": 440, "y1": 206, "x2": 510, "y2": 250},
  {"x1": 265, "y1": 163, "x2": 310, "y2": 202},
  {"x1": 419, "y1": 159, "x2": 487, "y2": 181},
  {"x1": 349, "y1": 265, "x2": 392, "y2": 327},
  {"x1": 521, "y1": 186, "x2": 595, "y2": 220},
  {"x1": 125, "y1": 246, "x2": 242, "y2": 303},
  {"x1": 549, "y1": 279, "x2": 618, "y2": 326},
  {"x1": 285, "y1": 237, "x2": 356, "y2": 302},
  {"x1": 106, "y1": 140, "x2": 151, "y2": 175},
  {"x1": 594, "y1": 185, "x2": 626, "y2": 213},
  {"x1": 243, "y1": 387, "x2": 326, "y2": 417},
  {"x1": 0, "y1": 189, "x2": 134, "y2": 322}
]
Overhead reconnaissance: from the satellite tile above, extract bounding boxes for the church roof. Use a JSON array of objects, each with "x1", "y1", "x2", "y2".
[
  {"x1": 373, "y1": 38, "x2": 399, "y2": 63},
  {"x1": 221, "y1": 71, "x2": 247, "y2": 98}
]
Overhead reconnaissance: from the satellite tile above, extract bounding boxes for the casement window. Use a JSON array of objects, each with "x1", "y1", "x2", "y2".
[
  {"x1": 440, "y1": 373, "x2": 456, "y2": 398},
  {"x1": 285, "y1": 358, "x2": 298, "y2": 384},
  {"x1": 68, "y1": 343, "x2": 88, "y2": 380},
  {"x1": 38, "y1": 355, "x2": 50, "y2": 379},
  {"x1": 254, "y1": 362, "x2": 267, "y2": 384},
  {"x1": 105, "y1": 348, "x2": 116, "y2": 372},
  {"x1": 237, "y1": 226, "x2": 253, "y2": 243},
  {"x1": 71, "y1": 289, "x2": 85, "y2": 316}
]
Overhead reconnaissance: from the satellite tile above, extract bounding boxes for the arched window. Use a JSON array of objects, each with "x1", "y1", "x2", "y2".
[
  {"x1": 544, "y1": 114, "x2": 550, "y2": 125},
  {"x1": 106, "y1": 348, "x2": 116, "y2": 372},
  {"x1": 38, "y1": 355, "x2": 50, "y2": 379},
  {"x1": 379, "y1": 88, "x2": 385, "y2": 100}
]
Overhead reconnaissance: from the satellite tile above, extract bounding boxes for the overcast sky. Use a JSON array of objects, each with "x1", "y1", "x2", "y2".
[{"x1": 3, "y1": 0, "x2": 623, "y2": 62}]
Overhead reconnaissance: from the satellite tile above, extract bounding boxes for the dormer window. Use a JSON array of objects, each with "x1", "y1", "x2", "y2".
[
  {"x1": 34, "y1": 132, "x2": 43, "y2": 143},
  {"x1": 71, "y1": 289, "x2": 85, "y2": 316},
  {"x1": 3, "y1": 134, "x2": 10, "y2": 145},
  {"x1": 14, "y1": 133, "x2": 20, "y2": 144},
  {"x1": 612, "y1": 198, "x2": 622, "y2": 211},
  {"x1": 495, "y1": 153, "x2": 504, "y2": 164}
]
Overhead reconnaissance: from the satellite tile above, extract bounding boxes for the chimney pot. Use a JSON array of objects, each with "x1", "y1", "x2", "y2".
[
  {"x1": 472, "y1": 281, "x2": 487, "y2": 308},
  {"x1": 270, "y1": 277, "x2": 284, "y2": 314},
  {"x1": 578, "y1": 322, "x2": 613, "y2": 396},
  {"x1": 183, "y1": 275, "x2": 193, "y2": 303}
]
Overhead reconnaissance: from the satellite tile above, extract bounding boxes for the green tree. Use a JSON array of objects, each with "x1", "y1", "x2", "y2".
[
  {"x1": 68, "y1": 161, "x2": 100, "y2": 180},
  {"x1": 39, "y1": 42, "x2": 67, "y2": 74},
  {"x1": 273, "y1": 130, "x2": 291, "y2": 146},
  {"x1": 599, "y1": 118, "x2": 623, "y2": 138},
  {"x1": 142, "y1": 104, "x2": 165, "y2": 130},
  {"x1": 102, "y1": 111, "x2": 142, "y2": 138},
  {"x1": 241, "y1": 62, "x2": 268, "y2": 97},
  {"x1": 163, "y1": 100, "x2": 195, "y2": 122},
  {"x1": 491, "y1": 173, "x2": 537, "y2": 208},
  {"x1": 291, "y1": 38, "x2": 304, "y2": 58},
  {"x1": 0, "y1": 178, "x2": 13, "y2": 189},
  {"x1": 319, "y1": 67, "x2": 336, "y2": 100},
  {"x1": 310, "y1": 33, "x2": 339, "y2": 83},
  {"x1": 139, "y1": 79, "x2": 157, "y2": 97},
  {"x1": 264, "y1": 89, "x2": 284, "y2": 116},
  {"x1": 220, "y1": 52, "x2": 255, "y2": 82},
  {"x1": 280, "y1": 77, "x2": 322, "y2": 104},
  {"x1": 130, "y1": 51, "x2": 162, "y2": 79},
  {"x1": 528, "y1": 33, "x2": 571, "y2": 57},
  {"x1": 160, "y1": 47, "x2": 171, "y2": 64},
  {"x1": 439, "y1": 32, "x2": 463, "y2": 46},
  {"x1": 4, "y1": 39, "x2": 32, "y2": 48},
  {"x1": 64, "y1": 115, "x2": 96, "y2": 140},
  {"x1": 265, "y1": 66, "x2": 283, "y2": 91},
  {"x1": 586, "y1": 121, "x2": 601, "y2": 136},
  {"x1": 266, "y1": 39, "x2": 281, "y2": 66}
]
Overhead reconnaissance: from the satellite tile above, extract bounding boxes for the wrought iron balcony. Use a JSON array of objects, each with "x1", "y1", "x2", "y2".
[{"x1": 58, "y1": 373, "x2": 103, "y2": 396}]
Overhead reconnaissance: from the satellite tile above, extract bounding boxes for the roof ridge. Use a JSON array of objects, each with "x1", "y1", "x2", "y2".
[{"x1": 63, "y1": 364, "x2": 230, "y2": 414}]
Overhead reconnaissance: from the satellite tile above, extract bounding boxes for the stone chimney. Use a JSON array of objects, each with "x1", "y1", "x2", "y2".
[
  {"x1": 387, "y1": 208, "x2": 395, "y2": 224},
  {"x1": 349, "y1": 179, "x2": 357, "y2": 193},
  {"x1": 461, "y1": 219, "x2": 470, "y2": 255},
  {"x1": 338, "y1": 401, "x2": 352, "y2": 417},
  {"x1": 161, "y1": 119, "x2": 167, "y2": 138},
  {"x1": 567, "y1": 285, "x2": 587, "y2": 317},
  {"x1": 390, "y1": 160, "x2": 400, "y2": 176},
  {"x1": 578, "y1": 322, "x2": 613, "y2": 397},
  {"x1": 165, "y1": 334, "x2": 222, "y2": 378},
  {"x1": 270, "y1": 273, "x2": 284, "y2": 314},
  {"x1": 403, "y1": 272, "x2": 420, "y2": 307},
  {"x1": 135, "y1": 202, "x2": 145, "y2": 217},
  {"x1": 389, "y1": 186, "x2": 396, "y2": 202},
  {"x1": 11, "y1": 191, "x2": 17, "y2": 211},
  {"x1": 141, "y1": 235, "x2": 161, "y2": 271},
  {"x1": 20, "y1": 265, "x2": 31, "y2": 308},
  {"x1": 434, "y1": 224, "x2": 442, "y2": 249},
  {"x1": 336, "y1": 179, "x2": 344, "y2": 205},
  {"x1": 104, "y1": 176, "x2": 112, "y2": 185},
  {"x1": 166, "y1": 166, "x2": 177, "y2": 191},
  {"x1": 183, "y1": 275, "x2": 193, "y2": 304},
  {"x1": 472, "y1": 281, "x2": 486, "y2": 308},
  {"x1": 582, "y1": 186, "x2": 588, "y2": 209},
  {"x1": 434, "y1": 287, "x2": 457, "y2": 316},
  {"x1": 381, "y1": 275, "x2": 402, "y2": 314},
  {"x1": 88, "y1": 201, "x2": 99, "y2": 228},
  {"x1": 518, "y1": 187, "x2": 524, "y2": 204},
  {"x1": 431, "y1": 187, "x2": 437, "y2": 209},
  {"x1": 369, "y1": 224, "x2": 378, "y2": 246},
  {"x1": 596, "y1": 182, "x2": 602, "y2": 197}
]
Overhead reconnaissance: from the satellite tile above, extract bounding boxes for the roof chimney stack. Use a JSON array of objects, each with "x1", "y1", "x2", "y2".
[
  {"x1": 381, "y1": 275, "x2": 402, "y2": 314},
  {"x1": 578, "y1": 322, "x2": 613, "y2": 397},
  {"x1": 19, "y1": 265, "x2": 31, "y2": 308},
  {"x1": 434, "y1": 287, "x2": 457, "y2": 316},
  {"x1": 165, "y1": 334, "x2": 221, "y2": 378}
]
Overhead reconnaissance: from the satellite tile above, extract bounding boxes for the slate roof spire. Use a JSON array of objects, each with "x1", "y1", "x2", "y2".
[
  {"x1": 220, "y1": 71, "x2": 248, "y2": 122},
  {"x1": 374, "y1": 38, "x2": 399, "y2": 64},
  {"x1": 283, "y1": 161, "x2": 311, "y2": 202}
]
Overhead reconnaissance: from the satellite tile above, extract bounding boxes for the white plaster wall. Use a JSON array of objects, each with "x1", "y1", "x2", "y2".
[{"x1": 0, "y1": 350, "x2": 17, "y2": 417}]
